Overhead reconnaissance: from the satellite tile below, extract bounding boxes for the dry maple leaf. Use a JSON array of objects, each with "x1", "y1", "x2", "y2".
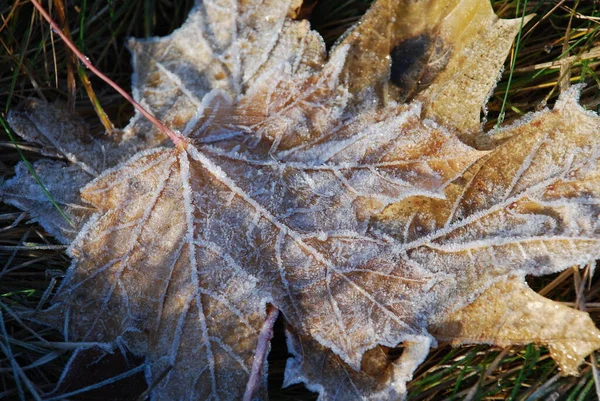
[{"x1": 3, "y1": 0, "x2": 600, "y2": 399}]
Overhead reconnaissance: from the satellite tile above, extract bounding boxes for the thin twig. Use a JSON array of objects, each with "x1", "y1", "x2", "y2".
[{"x1": 243, "y1": 306, "x2": 280, "y2": 401}]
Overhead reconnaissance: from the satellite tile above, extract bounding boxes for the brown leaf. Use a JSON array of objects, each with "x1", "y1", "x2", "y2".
[
  {"x1": 49, "y1": 103, "x2": 481, "y2": 396},
  {"x1": 285, "y1": 325, "x2": 431, "y2": 400},
  {"x1": 2, "y1": 160, "x2": 91, "y2": 243},
  {"x1": 335, "y1": 0, "x2": 530, "y2": 143},
  {"x1": 431, "y1": 276, "x2": 600, "y2": 375},
  {"x1": 8, "y1": 99, "x2": 111, "y2": 175},
  {"x1": 125, "y1": 0, "x2": 322, "y2": 146},
  {"x1": 4, "y1": 0, "x2": 600, "y2": 399},
  {"x1": 53, "y1": 148, "x2": 269, "y2": 399}
]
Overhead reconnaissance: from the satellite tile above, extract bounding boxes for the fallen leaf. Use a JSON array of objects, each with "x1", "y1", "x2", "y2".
[
  {"x1": 431, "y1": 276, "x2": 600, "y2": 376},
  {"x1": 3, "y1": 0, "x2": 600, "y2": 399}
]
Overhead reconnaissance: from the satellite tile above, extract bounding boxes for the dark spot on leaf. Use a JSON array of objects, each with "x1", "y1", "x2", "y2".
[
  {"x1": 390, "y1": 35, "x2": 431, "y2": 92},
  {"x1": 390, "y1": 34, "x2": 451, "y2": 101}
]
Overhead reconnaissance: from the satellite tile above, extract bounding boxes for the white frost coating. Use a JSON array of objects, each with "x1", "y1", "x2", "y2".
[
  {"x1": 6, "y1": 0, "x2": 600, "y2": 400},
  {"x1": 283, "y1": 329, "x2": 435, "y2": 401},
  {"x1": 79, "y1": 147, "x2": 174, "y2": 196},
  {"x1": 187, "y1": 143, "x2": 427, "y2": 368},
  {"x1": 296, "y1": 106, "x2": 417, "y2": 164},
  {"x1": 154, "y1": 61, "x2": 204, "y2": 108},
  {"x1": 176, "y1": 150, "x2": 219, "y2": 398},
  {"x1": 389, "y1": 336, "x2": 432, "y2": 398},
  {"x1": 555, "y1": 84, "x2": 592, "y2": 113},
  {"x1": 184, "y1": 88, "x2": 234, "y2": 136},
  {"x1": 1, "y1": 160, "x2": 92, "y2": 243}
]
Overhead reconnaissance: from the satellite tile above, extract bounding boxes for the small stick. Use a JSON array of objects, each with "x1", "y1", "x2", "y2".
[
  {"x1": 243, "y1": 306, "x2": 280, "y2": 401},
  {"x1": 29, "y1": 0, "x2": 187, "y2": 150}
]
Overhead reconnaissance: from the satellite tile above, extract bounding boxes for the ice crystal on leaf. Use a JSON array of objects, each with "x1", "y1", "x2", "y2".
[{"x1": 3, "y1": 0, "x2": 600, "y2": 399}]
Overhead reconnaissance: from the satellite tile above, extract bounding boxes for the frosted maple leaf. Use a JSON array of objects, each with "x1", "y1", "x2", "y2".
[{"x1": 3, "y1": 0, "x2": 600, "y2": 399}]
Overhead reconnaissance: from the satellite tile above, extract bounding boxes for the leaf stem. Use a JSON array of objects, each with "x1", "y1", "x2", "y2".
[{"x1": 243, "y1": 306, "x2": 280, "y2": 401}]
